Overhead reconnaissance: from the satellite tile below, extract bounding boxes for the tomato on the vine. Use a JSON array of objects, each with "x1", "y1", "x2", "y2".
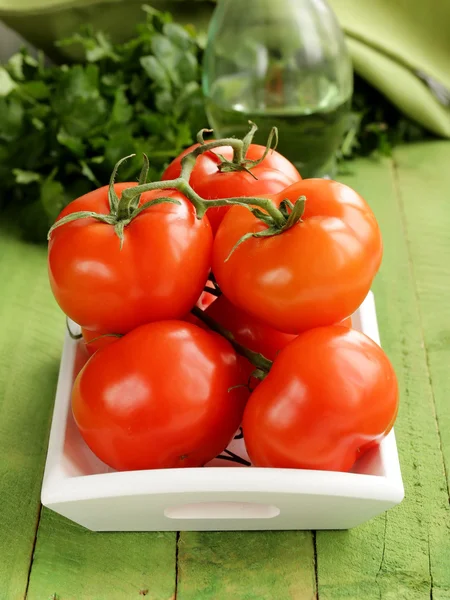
[
  {"x1": 48, "y1": 183, "x2": 212, "y2": 334},
  {"x1": 213, "y1": 179, "x2": 382, "y2": 333},
  {"x1": 162, "y1": 143, "x2": 301, "y2": 233},
  {"x1": 243, "y1": 326, "x2": 398, "y2": 472},
  {"x1": 72, "y1": 320, "x2": 248, "y2": 471}
]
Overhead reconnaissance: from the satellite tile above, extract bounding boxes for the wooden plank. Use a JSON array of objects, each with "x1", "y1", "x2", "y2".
[
  {"x1": 316, "y1": 154, "x2": 450, "y2": 599},
  {"x1": 393, "y1": 142, "x2": 450, "y2": 600},
  {"x1": 393, "y1": 142, "x2": 450, "y2": 490},
  {"x1": 26, "y1": 510, "x2": 176, "y2": 600},
  {"x1": 177, "y1": 531, "x2": 316, "y2": 600},
  {"x1": 0, "y1": 226, "x2": 64, "y2": 600}
]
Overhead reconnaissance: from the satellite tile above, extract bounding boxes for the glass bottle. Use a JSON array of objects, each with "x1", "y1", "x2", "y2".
[{"x1": 202, "y1": 0, "x2": 353, "y2": 178}]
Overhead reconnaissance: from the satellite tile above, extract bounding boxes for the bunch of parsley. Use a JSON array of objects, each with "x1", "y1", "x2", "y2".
[{"x1": 0, "y1": 7, "x2": 205, "y2": 242}]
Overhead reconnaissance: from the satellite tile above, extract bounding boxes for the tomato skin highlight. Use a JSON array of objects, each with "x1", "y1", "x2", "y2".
[
  {"x1": 213, "y1": 179, "x2": 382, "y2": 334},
  {"x1": 72, "y1": 320, "x2": 248, "y2": 471},
  {"x1": 162, "y1": 143, "x2": 301, "y2": 233},
  {"x1": 48, "y1": 183, "x2": 213, "y2": 334},
  {"x1": 242, "y1": 326, "x2": 398, "y2": 472}
]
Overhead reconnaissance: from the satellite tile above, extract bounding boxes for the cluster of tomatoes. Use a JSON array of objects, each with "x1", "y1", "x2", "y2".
[{"x1": 48, "y1": 127, "x2": 398, "y2": 474}]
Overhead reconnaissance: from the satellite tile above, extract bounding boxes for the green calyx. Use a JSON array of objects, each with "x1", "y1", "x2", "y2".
[
  {"x1": 194, "y1": 121, "x2": 279, "y2": 178},
  {"x1": 224, "y1": 195, "x2": 306, "y2": 262},
  {"x1": 47, "y1": 153, "x2": 181, "y2": 247}
]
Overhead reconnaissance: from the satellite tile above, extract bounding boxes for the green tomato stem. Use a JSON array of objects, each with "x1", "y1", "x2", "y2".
[
  {"x1": 191, "y1": 306, "x2": 273, "y2": 374},
  {"x1": 84, "y1": 332, "x2": 123, "y2": 346},
  {"x1": 180, "y1": 137, "x2": 246, "y2": 181},
  {"x1": 120, "y1": 176, "x2": 286, "y2": 227},
  {"x1": 197, "y1": 195, "x2": 286, "y2": 226},
  {"x1": 180, "y1": 122, "x2": 278, "y2": 180}
]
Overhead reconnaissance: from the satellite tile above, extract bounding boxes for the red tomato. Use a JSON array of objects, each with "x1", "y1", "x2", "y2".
[
  {"x1": 81, "y1": 327, "x2": 120, "y2": 356},
  {"x1": 162, "y1": 143, "x2": 301, "y2": 233},
  {"x1": 72, "y1": 321, "x2": 248, "y2": 471},
  {"x1": 205, "y1": 294, "x2": 296, "y2": 362},
  {"x1": 48, "y1": 183, "x2": 212, "y2": 334},
  {"x1": 213, "y1": 179, "x2": 382, "y2": 333},
  {"x1": 196, "y1": 283, "x2": 218, "y2": 311},
  {"x1": 243, "y1": 326, "x2": 398, "y2": 472}
]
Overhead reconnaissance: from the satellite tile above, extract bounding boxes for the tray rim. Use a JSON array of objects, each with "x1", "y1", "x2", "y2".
[{"x1": 41, "y1": 291, "x2": 404, "y2": 511}]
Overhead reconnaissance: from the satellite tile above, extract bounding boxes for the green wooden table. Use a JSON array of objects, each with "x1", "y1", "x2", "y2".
[{"x1": 1, "y1": 142, "x2": 450, "y2": 600}]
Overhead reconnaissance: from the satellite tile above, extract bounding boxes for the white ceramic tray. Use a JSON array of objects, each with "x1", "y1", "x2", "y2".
[{"x1": 41, "y1": 292, "x2": 404, "y2": 531}]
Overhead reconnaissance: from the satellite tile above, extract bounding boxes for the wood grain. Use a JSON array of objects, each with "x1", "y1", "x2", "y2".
[
  {"x1": 393, "y1": 142, "x2": 450, "y2": 600},
  {"x1": 0, "y1": 227, "x2": 64, "y2": 600},
  {"x1": 393, "y1": 142, "x2": 450, "y2": 491},
  {"x1": 177, "y1": 531, "x2": 316, "y2": 600},
  {"x1": 26, "y1": 510, "x2": 176, "y2": 600},
  {"x1": 316, "y1": 153, "x2": 450, "y2": 600}
]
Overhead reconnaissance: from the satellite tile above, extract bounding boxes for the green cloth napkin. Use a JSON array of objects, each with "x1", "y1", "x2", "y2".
[{"x1": 328, "y1": 0, "x2": 450, "y2": 137}]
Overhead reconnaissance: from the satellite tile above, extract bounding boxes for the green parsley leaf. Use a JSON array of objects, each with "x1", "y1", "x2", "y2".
[{"x1": 0, "y1": 6, "x2": 206, "y2": 241}]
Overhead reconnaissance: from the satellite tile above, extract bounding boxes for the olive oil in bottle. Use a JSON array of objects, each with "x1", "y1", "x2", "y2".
[
  {"x1": 203, "y1": 0, "x2": 353, "y2": 177},
  {"x1": 205, "y1": 75, "x2": 351, "y2": 178}
]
